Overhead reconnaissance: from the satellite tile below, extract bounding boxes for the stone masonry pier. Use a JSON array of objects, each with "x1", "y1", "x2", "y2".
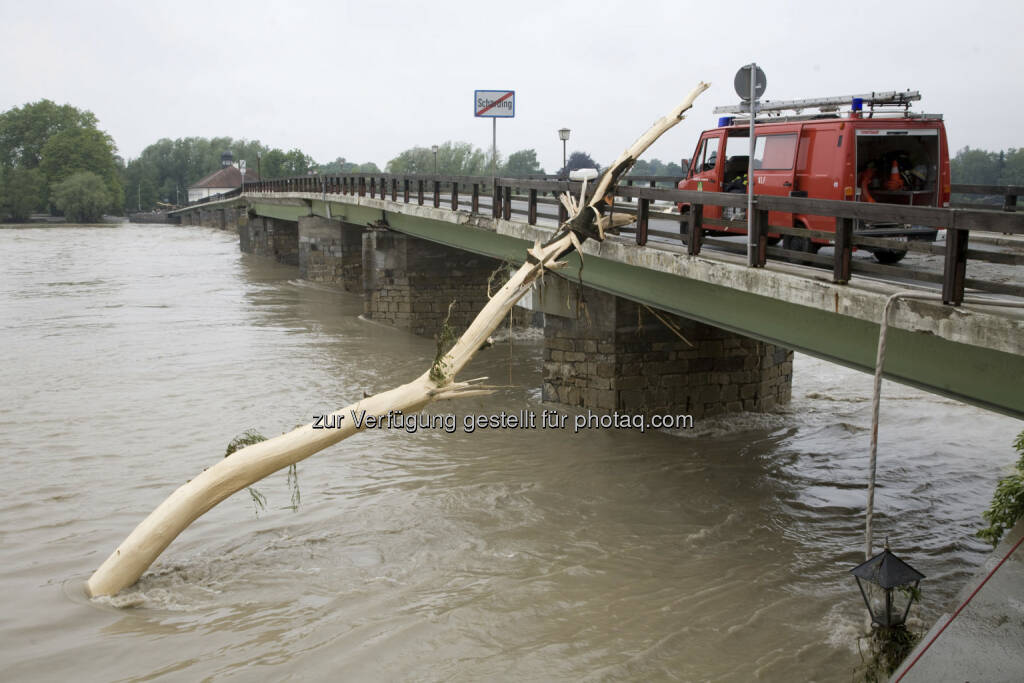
[
  {"x1": 541, "y1": 282, "x2": 792, "y2": 418},
  {"x1": 361, "y1": 229, "x2": 502, "y2": 337},
  {"x1": 297, "y1": 216, "x2": 363, "y2": 292},
  {"x1": 240, "y1": 215, "x2": 299, "y2": 266}
]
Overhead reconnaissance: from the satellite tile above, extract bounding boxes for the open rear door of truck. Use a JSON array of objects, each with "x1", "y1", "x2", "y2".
[{"x1": 855, "y1": 128, "x2": 941, "y2": 207}]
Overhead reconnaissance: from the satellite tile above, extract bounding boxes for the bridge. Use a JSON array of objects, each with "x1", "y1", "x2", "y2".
[{"x1": 170, "y1": 174, "x2": 1024, "y2": 419}]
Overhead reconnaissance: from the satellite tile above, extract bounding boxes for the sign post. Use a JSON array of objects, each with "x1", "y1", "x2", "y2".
[
  {"x1": 734, "y1": 65, "x2": 766, "y2": 267},
  {"x1": 474, "y1": 90, "x2": 515, "y2": 176}
]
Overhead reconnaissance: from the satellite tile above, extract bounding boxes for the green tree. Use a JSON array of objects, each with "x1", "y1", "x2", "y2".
[
  {"x1": 318, "y1": 157, "x2": 348, "y2": 173},
  {"x1": 630, "y1": 159, "x2": 653, "y2": 175},
  {"x1": 261, "y1": 148, "x2": 314, "y2": 178},
  {"x1": 558, "y1": 151, "x2": 600, "y2": 177},
  {"x1": 950, "y1": 146, "x2": 1000, "y2": 185},
  {"x1": 629, "y1": 158, "x2": 684, "y2": 180},
  {"x1": 1000, "y1": 148, "x2": 1024, "y2": 185},
  {"x1": 0, "y1": 99, "x2": 98, "y2": 169},
  {"x1": 39, "y1": 127, "x2": 123, "y2": 209},
  {"x1": 0, "y1": 99, "x2": 121, "y2": 213},
  {"x1": 979, "y1": 431, "x2": 1024, "y2": 546},
  {"x1": 1, "y1": 168, "x2": 47, "y2": 221},
  {"x1": 385, "y1": 146, "x2": 433, "y2": 174},
  {"x1": 387, "y1": 141, "x2": 496, "y2": 175},
  {"x1": 51, "y1": 171, "x2": 110, "y2": 223},
  {"x1": 502, "y1": 149, "x2": 544, "y2": 177},
  {"x1": 318, "y1": 157, "x2": 381, "y2": 174}
]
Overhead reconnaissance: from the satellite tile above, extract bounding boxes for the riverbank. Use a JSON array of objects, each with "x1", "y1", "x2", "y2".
[
  {"x1": 892, "y1": 518, "x2": 1024, "y2": 681},
  {"x1": 1, "y1": 215, "x2": 132, "y2": 227}
]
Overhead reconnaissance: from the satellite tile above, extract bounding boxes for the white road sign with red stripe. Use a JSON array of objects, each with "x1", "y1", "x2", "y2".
[{"x1": 474, "y1": 90, "x2": 515, "y2": 118}]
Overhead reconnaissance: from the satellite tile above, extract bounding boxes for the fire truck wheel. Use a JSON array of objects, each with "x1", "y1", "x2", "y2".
[
  {"x1": 872, "y1": 248, "x2": 908, "y2": 264},
  {"x1": 782, "y1": 235, "x2": 820, "y2": 265}
]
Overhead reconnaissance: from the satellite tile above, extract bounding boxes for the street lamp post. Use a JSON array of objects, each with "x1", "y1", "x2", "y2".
[
  {"x1": 431, "y1": 145, "x2": 439, "y2": 174},
  {"x1": 558, "y1": 128, "x2": 570, "y2": 177},
  {"x1": 256, "y1": 151, "x2": 262, "y2": 184}
]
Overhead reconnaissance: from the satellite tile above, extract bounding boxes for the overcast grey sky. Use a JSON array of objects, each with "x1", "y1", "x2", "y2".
[{"x1": 2, "y1": 0, "x2": 1021, "y2": 173}]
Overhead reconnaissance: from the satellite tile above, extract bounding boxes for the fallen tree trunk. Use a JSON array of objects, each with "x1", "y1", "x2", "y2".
[{"x1": 87, "y1": 82, "x2": 709, "y2": 597}]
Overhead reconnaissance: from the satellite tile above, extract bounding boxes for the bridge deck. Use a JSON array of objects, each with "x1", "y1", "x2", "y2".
[{"x1": 172, "y1": 190, "x2": 1024, "y2": 418}]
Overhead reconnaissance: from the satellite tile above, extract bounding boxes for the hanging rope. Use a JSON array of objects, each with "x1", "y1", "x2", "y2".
[{"x1": 866, "y1": 292, "x2": 1024, "y2": 560}]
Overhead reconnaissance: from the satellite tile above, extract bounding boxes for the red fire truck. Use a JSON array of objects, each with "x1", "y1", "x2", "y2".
[{"x1": 677, "y1": 90, "x2": 950, "y2": 263}]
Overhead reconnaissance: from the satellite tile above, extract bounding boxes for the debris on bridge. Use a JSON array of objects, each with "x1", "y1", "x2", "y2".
[{"x1": 85, "y1": 81, "x2": 711, "y2": 597}]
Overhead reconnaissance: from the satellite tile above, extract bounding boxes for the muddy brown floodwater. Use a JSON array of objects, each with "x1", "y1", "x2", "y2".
[{"x1": 0, "y1": 223, "x2": 1019, "y2": 681}]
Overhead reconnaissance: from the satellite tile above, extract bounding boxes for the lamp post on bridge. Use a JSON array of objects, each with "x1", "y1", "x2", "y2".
[
  {"x1": 432, "y1": 144, "x2": 439, "y2": 174},
  {"x1": 558, "y1": 128, "x2": 570, "y2": 177}
]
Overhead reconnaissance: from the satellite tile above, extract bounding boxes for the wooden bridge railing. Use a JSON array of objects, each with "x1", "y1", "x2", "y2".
[
  {"x1": 951, "y1": 183, "x2": 1022, "y2": 212},
  {"x1": 240, "y1": 174, "x2": 1023, "y2": 306}
]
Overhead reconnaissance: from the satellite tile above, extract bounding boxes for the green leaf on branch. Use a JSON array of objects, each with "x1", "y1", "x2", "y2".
[
  {"x1": 978, "y1": 430, "x2": 1024, "y2": 547},
  {"x1": 225, "y1": 429, "x2": 268, "y2": 457},
  {"x1": 225, "y1": 430, "x2": 271, "y2": 518},
  {"x1": 286, "y1": 463, "x2": 301, "y2": 512},
  {"x1": 429, "y1": 300, "x2": 458, "y2": 385}
]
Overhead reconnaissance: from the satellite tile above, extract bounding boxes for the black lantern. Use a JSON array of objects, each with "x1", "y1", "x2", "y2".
[{"x1": 850, "y1": 543, "x2": 925, "y2": 628}]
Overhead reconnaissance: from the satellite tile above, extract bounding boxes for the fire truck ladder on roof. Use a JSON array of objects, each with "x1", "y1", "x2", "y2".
[{"x1": 713, "y1": 90, "x2": 921, "y2": 115}]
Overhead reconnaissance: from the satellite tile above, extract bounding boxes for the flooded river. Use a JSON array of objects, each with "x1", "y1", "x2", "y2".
[{"x1": 0, "y1": 223, "x2": 1019, "y2": 681}]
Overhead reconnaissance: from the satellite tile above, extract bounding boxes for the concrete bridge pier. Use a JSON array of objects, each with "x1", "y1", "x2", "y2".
[
  {"x1": 240, "y1": 215, "x2": 299, "y2": 265},
  {"x1": 538, "y1": 280, "x2": 793, "y2": 418},
  {"x1": 297, "y1": 216, "x2": 364, "y2": 292},
  {"x1": 361, "y1": 230, "x2": 504, "y2": 338},
  {"x1": 222, "y1": 207, "x2": 243, "y2": 231},
  {"x1": 194, "y1": 207, "x2": 237, "y2": 230}
]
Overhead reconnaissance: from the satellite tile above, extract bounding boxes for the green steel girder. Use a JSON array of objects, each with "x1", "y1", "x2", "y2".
[{"x1": 251, "y1": 201, "x2": 311, "y2": 222}]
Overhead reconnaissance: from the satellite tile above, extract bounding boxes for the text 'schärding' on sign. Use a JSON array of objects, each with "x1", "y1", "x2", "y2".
[{"x1": 474, "y1": 90, "x2": 515, "y2": 118}]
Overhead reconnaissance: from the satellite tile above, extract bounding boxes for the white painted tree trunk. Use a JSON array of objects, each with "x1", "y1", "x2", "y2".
[{"x1": 86, "y1": 82, "x2": 709, "y2": 597}]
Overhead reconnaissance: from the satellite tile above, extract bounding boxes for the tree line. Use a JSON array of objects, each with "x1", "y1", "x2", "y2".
[
  {"x1": 2, "y1": 98, "x2": 1019, "y2": 221},
  {"x1": 950, "y1": 147, "x2": 1024, "y2": 187}
]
